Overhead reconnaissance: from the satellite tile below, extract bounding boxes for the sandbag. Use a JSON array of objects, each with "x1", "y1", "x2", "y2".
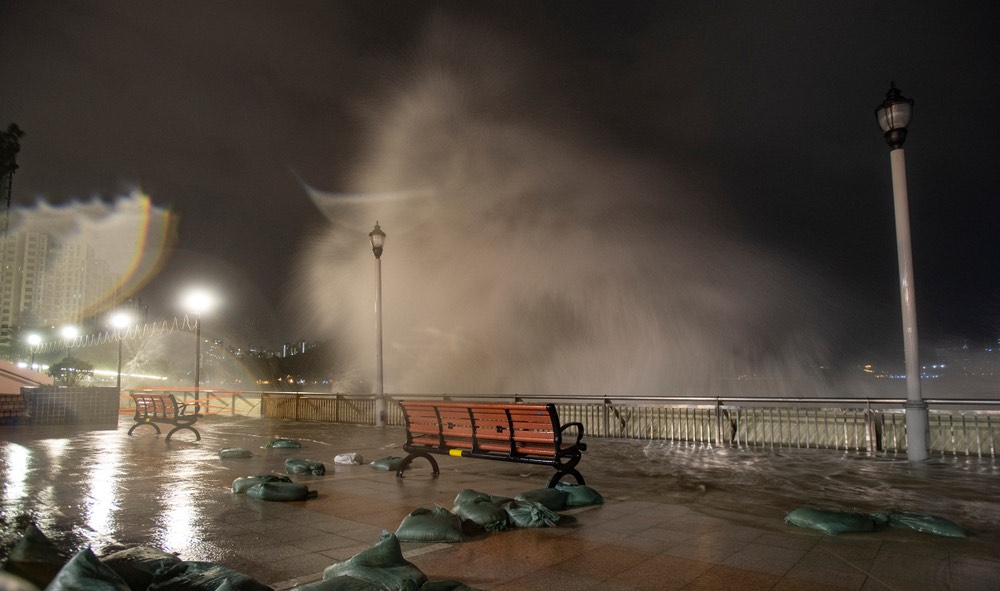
[
  {"x1": 265, "y1": 439, "x2": 301, "y2": 449},
  {"x1": 395, "y1": 508, "x2": 464, "y2": 543},
  {"x1": 285, "y1": 458, "x2": 326, "y2": 475},
  {"x1": 2, "y1": 522, "x2": 68, "y2": 588},
  {"x1": 232, "y1": 475, "x2": 294, "y2": 494},
  {"x1": 451, "y1": 499, "x2": 510, "y2": 532},
  {"x1": 369, "y1": 457, "x2": 403, "y2": 472},
  {"x1": 148, "y1": 561, "x2": 272, "y2": 591},
  {"x1": 99, "y1": 546, "x2": 181, "y2": 591},
  {"x1": 322, "y1": 532, "x2": 427, "y2": 590},
  {"x1": 785, "y1": 508, "x2": 875, "y2": 535},
  {"x1": 246, "y1": 482, "x2": 316, "y2": 502},
  {"x1": 884, "y1": 511, "x2": 966, "y2": 538},
  {"x1": 554, "y1": 482, "x2": 604, "y2": 507},
  {"x1": 46, "y1": 547, "x2": 130, "y2": 591},
  {"x1": 451, "y1": 490, "x2": 512, "y2": 507},
  {"x1": 334, "y1": 453, "x2": 363, "y2": 465},
  {"x1": 291, "y1": 575, "x2": 384, "y2": 591},
  {"x1": 515, "y1": 488, "x2": 568, "y2": 511},
  {"x1": 501, "y1": 500, "x2": 560, "y2": 528},
  {"x1": 0, "y1": 571, "x2": 38, "y2": 591},
  {"x1": 219, "y1": 448, "x2": 254, "y2": 459}
]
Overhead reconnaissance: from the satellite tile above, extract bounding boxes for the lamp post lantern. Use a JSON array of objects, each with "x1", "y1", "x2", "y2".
[
  {"x1": 182, "y1": 288, "x2": 215, "y2": 403},
  {"x1": 876, "y1": 83, "x2": 928, "y2": 461},
  {"x1": 110, "y1": 312, "x2": 131, "y2": 390},
  {"x1": 369, "y1": 222, "x2": 386, "y2": 427}
]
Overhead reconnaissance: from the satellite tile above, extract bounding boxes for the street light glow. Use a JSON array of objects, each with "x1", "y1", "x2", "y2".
[
  {"x1": 26, "y1": 333, "x2": 42, "y2": 347},
  {"x1": 182, "y1": 288, "x2": 216, "y2": 316},
  {"x1": 61, "y1": 325, "x2": 79, "y2": 341},
  {"x1": 110, "y1": 311, "x2": 132, "y2": 329}
]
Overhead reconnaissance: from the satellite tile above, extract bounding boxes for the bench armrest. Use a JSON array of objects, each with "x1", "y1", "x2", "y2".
[
  {"x1": 177, "y1": 401, "x2": 200, "y2": 416},
  {"x1": 559, "y1": 422, "x2": 585, "y2": 447}
]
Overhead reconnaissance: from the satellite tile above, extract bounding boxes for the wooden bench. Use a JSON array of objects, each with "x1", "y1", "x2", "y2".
[
  {"x1": 397, "y1": 400, "x2": 587, "y2": 487},
  {"x1": 127, "y1": 392, "x2": 201, "y2": 442}
]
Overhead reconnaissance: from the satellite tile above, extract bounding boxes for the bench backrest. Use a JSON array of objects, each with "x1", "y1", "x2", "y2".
[
  {"x1": 131, "y1": 393, "x2": 181, "y2": 419},
  {"x1": 400, "y1": 400, "x2": 566, "y2": 457}
]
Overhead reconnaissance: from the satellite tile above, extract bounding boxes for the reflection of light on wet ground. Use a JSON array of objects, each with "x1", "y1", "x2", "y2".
[
  {"x1": 1, "y1": 444, "x2": 30, "y2": 501},
  {"x1": 154, "y1": 453, "x2": 202, "y2": 554},
  {"x1": 83, "y1": 432, "x2": 121, "y2": 536}
]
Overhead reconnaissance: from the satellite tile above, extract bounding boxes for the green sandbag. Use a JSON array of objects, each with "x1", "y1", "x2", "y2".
[
  {"x1": 0, "y1": 571, "x2": 38, "y2": 591},
  {"x1": 265, "y1": 439, "x2": 301, "y2": 448},
  {"x1": 554, "y1": 482, "x2": 604, "y2": 507},
  {"x1": 2, "y1": 522, "x2": 68, "y2": 588},
  {"x1": 395, "y1": 508, "x2": 464, "y2": 543},
  {"x1": 100, "y1": 546, "x2": 181, "y2": 591},
  {"x1": 515, "y1": 488, "x2": 569, "y2": 511},
  {"x1": 884, "y1": 511, "x2": 966, "y2": 538},
  {"x1": 501, "y1": 500, "x2": 560, "y2": 528},
  {"x1": 369, "y1": 457, "x2": 403, "y2": 472},
  {"x1": 451, "y1": 499, "x2": 510, "y2": 532},
  {"x1": 219, "y1": 448, "x2": 253, "y2": 459},
  {"x1": 232, "y1": 475, "x2": 293, "y2": 494},
  {"x1": 246, "y1": 482, "x2": 316, "y2": 502},
  {"x1": 285, "y1": 458, "x2": 326, "y2": 475},
  {"x1": 451, "y1": 489, "x2": 512, "y2": 506},
  {"x1": 322, "y1": 532, "x2": 427, "y2": 590},
  {"x1": 291, "y1": 575, "x2": 383, "y2": 591},
  {"x1": 46, "y1": 547, "x2": 130, "y2": 591},
  {"x1": 785, "y1": 508, "x2": 875, "y2": 535},
  {"x1": 148, "y1": 561, "x2": 272, "y2": 591}
]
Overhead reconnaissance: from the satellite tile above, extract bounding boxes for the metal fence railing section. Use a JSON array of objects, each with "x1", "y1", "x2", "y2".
[{"x1": 124, "y1": 390, "x2": 1000, "y2": 458}]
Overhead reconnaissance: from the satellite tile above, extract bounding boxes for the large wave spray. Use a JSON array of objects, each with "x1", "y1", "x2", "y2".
[{"x1": 297, "y1": 14, "x2": 843, "y2": 397}]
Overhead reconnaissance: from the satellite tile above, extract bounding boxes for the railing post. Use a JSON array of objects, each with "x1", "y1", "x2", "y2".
[
  {"x1": 294, "y1": 394, "x2": 300, "y2": 421},
  {"x1": 715, "y1": 397, "x2": 723, "y2": 446},
  {"x1": 602, "y1": 397, "x2": 611, "y2": 437}
]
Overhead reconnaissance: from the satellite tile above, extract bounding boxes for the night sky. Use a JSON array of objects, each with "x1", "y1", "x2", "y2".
[{"x1": 3, "y1": 1, "x2": 999, "y2": 376}]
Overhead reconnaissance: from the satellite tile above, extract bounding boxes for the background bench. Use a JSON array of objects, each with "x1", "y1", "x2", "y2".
[
  {"x1": 127, "y1": 392, "x2": 201, "y2": 442},
  {"x1": 397, "y1": 400, "x2": 587, "y2": 487}
]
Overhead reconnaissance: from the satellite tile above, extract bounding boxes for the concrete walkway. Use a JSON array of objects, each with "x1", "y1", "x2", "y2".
[{"x1": 1, "y1": 415, "x2": 998, "y2": 590}]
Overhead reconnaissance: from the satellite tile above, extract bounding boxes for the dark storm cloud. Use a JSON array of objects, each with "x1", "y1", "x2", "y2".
[{"x1": 2, "y1": 1, "x2": 998, "y2": 358}]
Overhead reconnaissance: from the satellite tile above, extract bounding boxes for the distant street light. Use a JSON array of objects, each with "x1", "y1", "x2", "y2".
[
  {"x1": 182, "y1": 288, "x2": 216, "y2": 403},
  {"x1": 60, "y1": 325, "x2": 79, "y2": 358},
  {"x1": 876, "y1": 83, "x2": 928, "y2": 461},
  {"x1": 369, "y1": 222, "x2": 386, "y2": 427},
  {"x1": 26, "y1": 333, "x2": 42, "y2": 370},
  {"x1": 110, "y1": 311, "x2": 132, "y2": 390}
]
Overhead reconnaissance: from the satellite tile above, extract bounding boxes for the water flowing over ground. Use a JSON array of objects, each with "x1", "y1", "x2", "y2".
[{"x1": 589, "y1": 438, "x2": 1000, "y2": 541}]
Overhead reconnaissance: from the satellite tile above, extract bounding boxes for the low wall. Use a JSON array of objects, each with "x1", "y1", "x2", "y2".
[{"x1": 21, "y1": 386, "x2": 120, "y2": 427}]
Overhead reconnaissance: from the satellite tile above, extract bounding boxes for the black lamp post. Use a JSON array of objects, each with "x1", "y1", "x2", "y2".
[
  {"x1": 875, "y1": 83, "x2": 928, "y2": 461},
  {"x1": 369, "y1": 222, "x2": 386, "y2": 427}
]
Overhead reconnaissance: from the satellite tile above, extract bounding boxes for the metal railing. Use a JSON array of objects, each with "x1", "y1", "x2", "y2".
[{"x1": 127, "y1": 390, "x2": 1000, "y2": 458}]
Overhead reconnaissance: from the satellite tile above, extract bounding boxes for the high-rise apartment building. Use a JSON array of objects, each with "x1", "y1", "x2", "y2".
[
  {"x1": 0, "y1": 230, "x2": 51, "y2": 348},
  {"x1": 0, "y1": 228, "x2": 116, "y2": 356}
]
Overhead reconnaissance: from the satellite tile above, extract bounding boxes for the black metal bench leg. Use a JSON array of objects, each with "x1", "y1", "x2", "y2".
[
  {"x1": 128, "y1": 422, "x2": 161, "y2": 436},
  {"x1": 165, "y1": 425, "x2": 201, "y2": 442},
  {"x1": 396, "y1": 451, "x2": 439, "y2": 479},
  {"x1": 547, "y1": 468, "x2": 586, "y2": 488}
]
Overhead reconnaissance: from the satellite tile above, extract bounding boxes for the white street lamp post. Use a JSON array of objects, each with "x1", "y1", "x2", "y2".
[
  {"x1": 110, "y1": 312, "x2": 131, "y2": 390},
  {"x1": 26, "y1": 333, "x2": 41, "y2": 370},
  {"x1": 182, "y1": 289, "x2": 215, "y2": 404},
  {"x1": 876, "y1": 83, "x2": 929, "y2": 461},
  {"x1": 369, "y1": 222, "x2": 386, "y2": 427},
  {"x1": 60, "y1": 325, "x2": 78, "y2": 359}
]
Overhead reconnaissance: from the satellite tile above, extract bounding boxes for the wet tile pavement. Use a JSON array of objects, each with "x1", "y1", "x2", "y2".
[{"x1": 2, "y1": 414, "x2": 999, "y2": 590}]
